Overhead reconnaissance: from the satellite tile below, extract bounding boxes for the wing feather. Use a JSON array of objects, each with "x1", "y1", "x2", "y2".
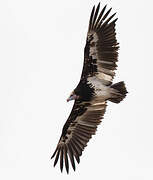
[
  {"x1": 88, "y1": 5, "x2": 95, "y2": 31},
  {"x1": 51, "y1": 100, "x2": 107, "y2": 173},
  {"x1": 91, "y1": 2, "x2": 100, "y2": 30},
  {"x1": 53, "y1": 148, "x2": 60, "y2": 167},
  {"x1": 67, "y1": 143, "x2": 76, "y2": 171},
  {"x1": 69, "y1": 140, "x2": 80, "y2": 163},
  {"x1": 63, "y1": 145, "x2": 69, "y2": 173},
  {"x1": 102, "y1": 8, "x2": 112, "y2": 21},
  {"x1": 94, "y1": 5, "x2": 107, "y2": 29},
  {"x1": 60, "y1": 147, "x2": 64, "y2": 172},
  {"x1": 81, "y1": 3, "x2": 119, "y2": 85}
]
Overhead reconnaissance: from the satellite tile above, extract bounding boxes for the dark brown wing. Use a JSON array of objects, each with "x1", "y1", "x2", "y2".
[
  {"x1": 51, "y1": 98, "x2": 107, "y2": 173},
  {"x1": 81, "y1": 3, "x2": 119, "y2": 85}
]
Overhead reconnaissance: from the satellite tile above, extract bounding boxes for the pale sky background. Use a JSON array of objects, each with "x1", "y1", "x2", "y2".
[{"x1": 0, "y1": 0, "x2": 153, "y2": 179}]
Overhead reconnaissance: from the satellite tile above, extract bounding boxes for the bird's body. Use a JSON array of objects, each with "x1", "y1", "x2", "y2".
[
  {"x1": 87, "y1": 76, "x2": 112, "y2": 98},
  {"x1": 51, "y1": 3, "x2": 127, "y2": 173}
]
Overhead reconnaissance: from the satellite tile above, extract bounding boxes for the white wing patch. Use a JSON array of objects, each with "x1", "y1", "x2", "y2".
[
  {"x1": 88, "y1": 32, "x2": 114, "y2": 83},
  {"x1": 87, "y1": 76, "x2": 112, "y2": 99},
  {"x1": 96, "y1": 72, "x2": 112, "y2": 82}
]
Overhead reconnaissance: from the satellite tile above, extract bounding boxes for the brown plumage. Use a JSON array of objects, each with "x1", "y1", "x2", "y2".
[{"x1": 51, "y1": 3, "x2": 127, "y2": 173}]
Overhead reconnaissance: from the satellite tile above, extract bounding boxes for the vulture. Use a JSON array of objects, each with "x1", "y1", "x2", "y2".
[{"x1": 51, "y1": 3, "x2": 127, "y2": 173}]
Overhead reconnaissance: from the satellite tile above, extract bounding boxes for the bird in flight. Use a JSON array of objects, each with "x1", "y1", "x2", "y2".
[{"x1": 51, "y1": 2, "x2": 127, "y2": 173}]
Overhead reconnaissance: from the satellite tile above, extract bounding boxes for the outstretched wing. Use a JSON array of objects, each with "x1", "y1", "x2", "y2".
[
  {"x1": 51, "y1": 3, "x2": 119, "y2": 173},
  {"x1": 51, "y1": 98, "x2": 107, "y2": 173},
  {"x1": 81, "y1": 3, "x2": 119, "y2": 85}
]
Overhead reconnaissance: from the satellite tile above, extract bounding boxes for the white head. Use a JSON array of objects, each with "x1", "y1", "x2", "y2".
[{"x1": 67, "y1": 91, "x2": 80, "y2": 102}]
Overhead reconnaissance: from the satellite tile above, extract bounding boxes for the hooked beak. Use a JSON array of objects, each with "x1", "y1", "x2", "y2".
[{"x1": 67, "y1": 94, "x2": 78, "y2": 102}]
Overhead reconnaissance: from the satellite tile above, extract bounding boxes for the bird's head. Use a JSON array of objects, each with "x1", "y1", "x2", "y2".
[
  {"x1": 67, "y1": 91, "x2": 80, "y2": 102},
  {"x1": 67, "y1": 80, "x2": 95, "y2": 102}
]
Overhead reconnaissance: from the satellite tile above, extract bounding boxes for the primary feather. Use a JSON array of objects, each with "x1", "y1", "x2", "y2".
[{"x1": 51, "y1": 3, "x2": 127, "y2": 173}]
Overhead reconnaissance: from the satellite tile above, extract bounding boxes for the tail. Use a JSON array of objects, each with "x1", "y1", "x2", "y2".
[{"x1": 109, "y1": 81, "x2": 128, "y2": 103}]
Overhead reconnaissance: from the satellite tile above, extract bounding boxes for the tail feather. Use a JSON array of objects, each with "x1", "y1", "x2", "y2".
[{"x1": 109, "y1": 81, "x2": 128, "y2": 103}]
